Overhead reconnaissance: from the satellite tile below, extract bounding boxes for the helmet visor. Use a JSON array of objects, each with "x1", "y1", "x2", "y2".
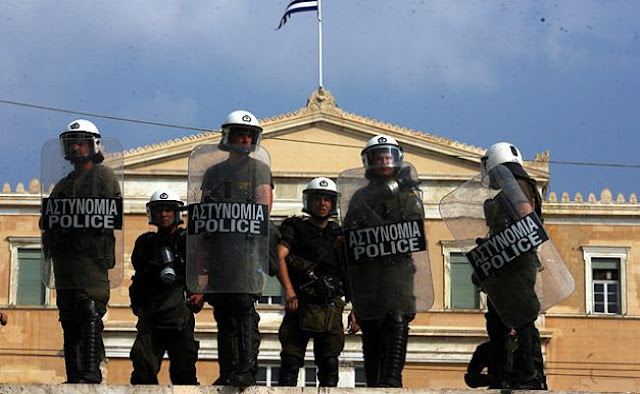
[
  {"x1": 363, "y1": 146, "x2": 402, "y2": 170},
  {"x1": 303, "y1": 191, "x2": 337, "y2": 217},
  {"x1": 221, "y1": 126, "x2": 261, "y2": 153},
  {"x1": 60, "y1": 132, "x2": 96, "y2": 159}
]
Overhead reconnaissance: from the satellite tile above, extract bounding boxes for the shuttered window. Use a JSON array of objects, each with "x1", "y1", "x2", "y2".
[
  {"x1": 450, "y1": 252, "x2": 480, "y2": 310},
  {"x1": 259, "y1": 275, "x2": 283, "y2": 305},
  {"x1": 16, "y1": 248, "x2": 46, "y2": 305}
]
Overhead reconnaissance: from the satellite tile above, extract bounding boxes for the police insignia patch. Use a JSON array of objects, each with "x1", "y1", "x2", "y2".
[
  {"x1": 319, "y1": 180, "x2": 328, "y2": 187},
  {"x1": 70, "y1": 122, "x2": 80, "y2": 129},
  {"x1": 160, "y1": 193, "x2": 168, "y2": 199},
  {"x1": 378, "y1": 137, "x2": 387, "y2": 143},
  {"x1": 242, "y1": 115, "x2": 251, "y2": 122}
]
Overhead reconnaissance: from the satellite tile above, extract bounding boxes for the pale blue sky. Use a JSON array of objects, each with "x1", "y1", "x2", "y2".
[{"x1": 1, "y1": 0, "x2": 638, "y2": 197}]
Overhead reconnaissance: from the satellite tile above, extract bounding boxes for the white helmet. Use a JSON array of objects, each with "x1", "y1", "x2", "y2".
[
  {"x1": 482, "y1": 142, "x2": 524, "y2": 176},
  {"x1": 219, "y1": 110, "x2": 263, "y2": 153},
  {"x1": 302, "y1": 177, "x2": 338, "y2": 217},
  {"x1": 59, "y1": 119, "x2": 102, "y2": 161},
  {"x1": 361, "y1": 135, "x2": 404, "y2": 170},
  {"x1": 146, "y1": 189, "x2": 184, "y2": 226}
]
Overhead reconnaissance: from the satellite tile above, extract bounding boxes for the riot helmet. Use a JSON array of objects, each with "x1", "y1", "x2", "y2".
[
  {"x1": 219, "y1": 110, "x2": 263, "y2": 153},
  {"x1": 146, "y1": 189, "x2": 184, "y2": 226},
  {"x1": 59, "y1": 119, "x2": 102, "y2": 162},
  {"x1": 302, "y1": 177, "x2": 338, "y2": 218},
  {"x1": 481, "y1": 142, "x2": 525, "y2": 189},
  {"x1": 361, "y1": 135, "x2": 404, "y2": 178}
]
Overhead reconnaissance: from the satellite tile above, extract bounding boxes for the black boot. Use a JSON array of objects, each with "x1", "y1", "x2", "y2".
[
  {"x1": 379, "y1": 312, "x2": 409, "y2": 388},
  {"x1": 317, "y1": 357, "x2": 339, "y2": 387},
  {"x1": 213, "y1": 320, "x2": 238, "y2": 385},
  {"x1": 360, "y1": 319, "x2": 383, "y2": 387},
  {"x1": 278, "y1": 355, "x2": 300, "y2": 386},
  {"x1": 62, "y1": 321, "x2": 82, "y2": 383},
  {"x1": 229, "y1": 314, "x2": 257, "y2": 387},
  {"x1": 464, "y1": 341, "x2": 491, "y2": 388},
  {"x1": 78, "y1": 299, "x2": 102, "y2": 383}
]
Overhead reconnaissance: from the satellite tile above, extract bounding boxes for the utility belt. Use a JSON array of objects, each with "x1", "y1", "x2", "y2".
[
  {"x1": 298, "y1": 274, "x2": 344, "y2": 305},
  {"x1": 286, "y1": 254, "x2": 344, "y2": 304}
]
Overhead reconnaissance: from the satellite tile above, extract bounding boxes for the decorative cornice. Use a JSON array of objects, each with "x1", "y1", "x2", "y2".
[
  {"x1": 122, "y1": 132, "x2": 217, "y2": 157},
  {"x1": 547, "y1": 190, "x2": 638, "y2": 204}
]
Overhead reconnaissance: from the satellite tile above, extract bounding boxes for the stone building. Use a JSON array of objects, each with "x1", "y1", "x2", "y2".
[{"x1": 1, "y1": 90, "x2": 638, "y2": 390}]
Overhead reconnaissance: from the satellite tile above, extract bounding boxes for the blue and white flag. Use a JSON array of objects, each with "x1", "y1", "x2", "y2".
[{"x1": 277, "y1": 0, "x2": 318, "y2": 29}]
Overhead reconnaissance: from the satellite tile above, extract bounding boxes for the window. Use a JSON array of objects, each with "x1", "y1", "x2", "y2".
[
  {"x1": 304, "y1": 366, "x2": 318, "y2": 387},
  {"x1": 257, "y1": 362, "x2": 364, "y2": 387},
  {"x1": 443, "y1": 243, "x2": 483, "y2": 310},
  {"x1": 8, "y1": 237, "x2": 50, "y2": 306},
  {"x1": 354, "y1": 367, "x2": 367, "y2": 387},
  {"x1": 256, "y1": 365, "x2": 280, "y2": 386},
  {"x1": 583, "y1": 246, "x2": 628, "y2": 315},
  {"x1": 258, "y1": 275, "x2": 283, "y2": 305}
]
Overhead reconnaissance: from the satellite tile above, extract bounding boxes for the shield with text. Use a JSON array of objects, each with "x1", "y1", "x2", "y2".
[
  {"x1": 40, "y1": 137, "x2": 124, "y2": 289},
  {"x1": 186, "y1": 144, "x2": 271, "y2": 294},
  {"x1": 338, "y1": 163, "x2": 434, "y2": 320},
  {"x1": 439, "y1": 164, "x2": 575, "y2": 328}
]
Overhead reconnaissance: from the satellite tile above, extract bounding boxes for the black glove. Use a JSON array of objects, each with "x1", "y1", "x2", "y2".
[
  {"x1": 395, "y1": 166, "x2": 420, "y2": 190},
  {"x1": 380, "y1": 167, "x2": 420, "y2": 198}
]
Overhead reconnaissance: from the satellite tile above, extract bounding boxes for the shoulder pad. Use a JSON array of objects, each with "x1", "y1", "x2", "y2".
[
  {"x1": 139, "y1": 231, "x2": 156, "y2": 241},
  {"x1": 281, "y1": 216, "x2": 304, "y2": 228},
  {"x1": 135, "y1": 231, "x2": 156, "y2": 246}
]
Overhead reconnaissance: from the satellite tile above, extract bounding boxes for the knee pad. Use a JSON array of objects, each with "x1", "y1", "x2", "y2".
[
  {"x1": 317, "y1": 357, "x2": 339, "y2": 387},
  {"x1": 78, "y1": 299, "x2": 98, "y2": 322},
  {"x1": 279, "y1": 355, "x2": 302, "y2": 386}
]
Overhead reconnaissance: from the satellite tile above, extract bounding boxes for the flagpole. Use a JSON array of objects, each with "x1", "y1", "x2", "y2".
[{"x1": 317, "y1": 0, "x2": 324, "y2": 91}]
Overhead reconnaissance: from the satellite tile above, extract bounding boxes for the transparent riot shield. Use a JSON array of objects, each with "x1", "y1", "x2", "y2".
[
  {"x1": 439, "y1": 164, "x2": 575, "y2": 328},
  {"x1": 338, "y1": 163, "x2": 434, "y2": 320},
  {"x1": 186, "y1": 144, "x2": 271, "y2": 294},
  {"x1": 40, "y1": 137, "x2": 124, "y2": 289}
]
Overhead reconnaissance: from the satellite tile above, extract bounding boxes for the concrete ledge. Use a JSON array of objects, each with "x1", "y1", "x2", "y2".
[
  {"x1": 0, "y1": 385, "x2": 611, "y2": 394},
  {"x1": 0, "y1": 386, "x2": 439, "y2": 394}
]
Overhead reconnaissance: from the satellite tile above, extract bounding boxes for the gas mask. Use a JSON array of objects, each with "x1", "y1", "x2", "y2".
[{"x1": 153, "y1": 246, "x2": 178, "y2": 286}]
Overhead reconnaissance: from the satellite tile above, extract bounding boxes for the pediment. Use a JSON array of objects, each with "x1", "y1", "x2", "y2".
[{"x1": 122, "y1": 89, "x2": 549, "y2": 186}]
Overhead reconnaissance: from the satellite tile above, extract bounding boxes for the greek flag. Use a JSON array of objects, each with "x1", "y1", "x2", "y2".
[{"x1": 277, "y1": 0, "x2": 318, "y2": 29}]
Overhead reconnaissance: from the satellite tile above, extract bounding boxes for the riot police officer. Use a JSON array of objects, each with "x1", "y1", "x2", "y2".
[
  {"x1": 197, "y1": 110, "x2": 271, "y2": 386},
  {"x1": 341, "y1": 135, "x2": 430, "y2": 388},
  {"x1": 477, "y1": 142, "x2": 547, "y2": 389},
  {"x1": 276, "y1": 177, "x2": 347, "y2": 387},
  {"x1": 129, "y1": 189, "x2": 203, "y2": 384},
  {"x1": 42, "y1": 119, "x2": 122, "y2": 383}
]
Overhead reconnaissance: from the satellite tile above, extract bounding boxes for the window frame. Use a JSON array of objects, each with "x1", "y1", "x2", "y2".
[
  {"x1": 442, "y1": 241, "x2": 486, "y2": 311},
  {"x1": 582, "y1": 246, "x2": 628, "y2": 316},
  {"x1": 256, "y1": 364, "x2": 280, "y2": 386},
  {"x1": 7, "y1": 236, "x2": 52, "y2": 306}
]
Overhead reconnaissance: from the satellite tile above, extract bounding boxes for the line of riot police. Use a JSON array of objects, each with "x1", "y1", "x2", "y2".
[{"x1": 40, "y1": 113, "x2": 573, "y2": 390}]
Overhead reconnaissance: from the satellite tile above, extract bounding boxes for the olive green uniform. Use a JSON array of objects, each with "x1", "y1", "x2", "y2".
[
  {"x1": 278, "y1": 217, "x2": 346, "y2": 387},
  {"x1": 481, "y1": 171, "x2": 547, "y2": 390},
  {"x1": 200, "y1": 155, "x2": 270, "y2": 386},
  {"x1": 343, "y1": 178, "x2": 422, "y2": 388},
  {"x1": 45, "y1": 163, "x2": 120, "y2": 383},
  {"x1": 129, "y1": 228, "x2": 199, "y2": 385}
]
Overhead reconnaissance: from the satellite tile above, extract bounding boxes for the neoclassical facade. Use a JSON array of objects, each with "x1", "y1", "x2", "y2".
[{"x1": 1, "y1": 90, "x2": 639, "y2": 390}]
